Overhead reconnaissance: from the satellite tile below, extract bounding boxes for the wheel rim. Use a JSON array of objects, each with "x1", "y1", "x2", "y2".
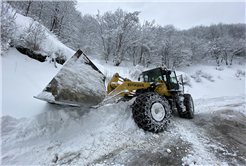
[{"x1": 151, "y1": 103, "x2": 165, "y2": 122}]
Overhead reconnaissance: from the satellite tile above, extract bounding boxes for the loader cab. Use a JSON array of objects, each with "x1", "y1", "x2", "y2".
[{"x1": 141, "y1": 68, "x2": 179, "y2": 90}]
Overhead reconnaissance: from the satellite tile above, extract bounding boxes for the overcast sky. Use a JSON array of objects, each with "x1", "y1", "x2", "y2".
[{"x1": 76, "y1": 1, "x2": 245, "y2": 30}]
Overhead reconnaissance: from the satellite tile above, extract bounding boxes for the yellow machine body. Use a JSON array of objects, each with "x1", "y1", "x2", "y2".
[
  {"x1": 153, "y1": 80, "x2": 172, "y2": 97},
  {"x1": 105, "y1": 72, "x2": 172, "y2": 103}
]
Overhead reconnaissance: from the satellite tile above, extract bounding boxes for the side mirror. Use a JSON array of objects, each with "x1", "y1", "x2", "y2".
[{"x1": 138, "y1": 76, "x2": 140, "y2": 81}]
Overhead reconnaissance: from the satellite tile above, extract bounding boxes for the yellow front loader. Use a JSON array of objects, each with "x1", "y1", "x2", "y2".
[
  {"x1": 102, "y1": 67, "x2": 194, "y2": 133},
  {"x1": 35, "y1": 50, "x2": 194, "y2": 133}
]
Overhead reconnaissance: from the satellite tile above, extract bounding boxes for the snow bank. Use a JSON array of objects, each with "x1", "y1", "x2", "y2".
[{"x1": 1, "y1": 100, "x2": 147, "y2": 165}]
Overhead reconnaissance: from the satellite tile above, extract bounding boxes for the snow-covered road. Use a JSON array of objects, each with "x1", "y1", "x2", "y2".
[
  {"x1": 2, "y1": 95, "x2": 246, "y2": 165},
  {"x1": 92, "y1": 95, "x2": 246, "y2": 166}
]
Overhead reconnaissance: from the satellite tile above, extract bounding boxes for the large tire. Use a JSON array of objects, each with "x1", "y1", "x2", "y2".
[
  {"x1": 178, "y1": 94, "x2": 194, "y2": 119},
  {"x1": 131, "y1": 92, "x2": 172, "y2": 133}
]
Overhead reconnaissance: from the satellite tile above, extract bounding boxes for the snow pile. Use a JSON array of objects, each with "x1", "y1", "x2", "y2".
[{"x1": 1, "y1": 100, "x2": 148, "y2": 165}]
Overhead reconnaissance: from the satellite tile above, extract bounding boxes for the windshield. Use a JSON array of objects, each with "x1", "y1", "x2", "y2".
[{"x1": 142, "y1": 68, "x2": 163, "y2": 83}]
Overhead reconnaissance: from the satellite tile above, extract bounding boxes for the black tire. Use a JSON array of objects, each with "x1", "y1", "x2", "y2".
[
  {"x1": 178, "y1": 94, "x2": 194, "y2": 119},
  {"x1": 131, "y1": 92, "x2": 172, "y2": 133}
]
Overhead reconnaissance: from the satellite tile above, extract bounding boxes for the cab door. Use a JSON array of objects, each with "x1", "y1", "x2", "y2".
[
  {"x1": 169, "y1": 71, "x2": 179, "y2": 90},
  {"x1": 163, "y1": 70, "x2": 179, "y2": 90}
]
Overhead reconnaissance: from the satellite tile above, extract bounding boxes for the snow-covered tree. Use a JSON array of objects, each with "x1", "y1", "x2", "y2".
[
  {"x1": 4, "y1": 2, "x2": 246, "y2": 67},
  {"x1": 1, "y1": 1, "x2": 17, "y2": 54},
  {"x1": 93, "y1": 8, "x2": 140, "y2": 66},
  {"x1": 228, "y1": 23, "x2": 246, "y2": 39},
  {"x1": 229, "y1": 39, "x2": 245, "y2": 65},
  {"x1": 18, "y1": 20, "x2": 47, "y2": 51},
  {"x1": 155, "y1": 25, "x2": 183, "y2": 68},
  {"x1": 187, "y1": 37, "x2": 209, "y2": 64},
  {"x1": 136, "y1": 20, "x2": 158, "y2": 67}
]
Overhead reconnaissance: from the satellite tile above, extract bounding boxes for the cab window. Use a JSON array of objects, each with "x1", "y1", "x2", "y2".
[
  {"x1": 144, "y1": 75, "x2": 149, "y2": 82},
  {"x1": 170, "y1": 72, "x2": 177, "y2": 83},
  {"x1": 163, "y1": 75, "x2": 167, "y2": 82},
  {"x1": 142, "y1": 68, "x2": 163, "y2": 83}
]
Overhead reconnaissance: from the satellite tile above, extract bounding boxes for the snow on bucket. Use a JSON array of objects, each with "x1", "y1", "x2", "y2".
[{"x1": 34, "y1": 50, "x2": 106, "y2": 107}]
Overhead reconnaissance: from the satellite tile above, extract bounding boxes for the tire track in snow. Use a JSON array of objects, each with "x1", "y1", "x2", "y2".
[
  {"x1": 177, "y1": 95, "x2": 246, "y2": 165},
  {"x1": 173, "y1": 117, "x2": 222, "y2": 165}
]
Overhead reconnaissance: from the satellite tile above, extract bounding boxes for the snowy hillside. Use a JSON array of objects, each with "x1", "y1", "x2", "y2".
[
  {"x1": 1, "y1": 12, "x2": 246, "y2": 166},
  {"x1": 14, "y1": 13, "x2": 75, "y2": 60},
  {"x1": 2, "y1": 48, "x2": 62, "y2": 118}
]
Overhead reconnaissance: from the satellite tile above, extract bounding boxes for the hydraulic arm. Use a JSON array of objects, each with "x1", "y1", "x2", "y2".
[{"x1": 103, "y1": 73, "x2": 151, "y2": 104}]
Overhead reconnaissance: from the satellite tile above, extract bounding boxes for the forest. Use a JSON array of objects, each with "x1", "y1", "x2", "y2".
[{"x1": 1, "y1": 1, "x2": 245, "y2": 68}]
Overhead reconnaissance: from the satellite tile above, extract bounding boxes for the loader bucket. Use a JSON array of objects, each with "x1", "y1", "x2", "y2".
[{"x1": 34, "y1": 49, "x2": 106, "y2": 107}]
